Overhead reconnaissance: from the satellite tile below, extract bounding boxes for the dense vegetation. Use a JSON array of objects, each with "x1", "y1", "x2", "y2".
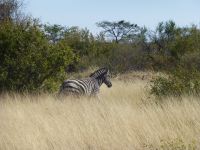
[{"x1": 0, "y1": 0, "x2": 200, "y2": 95}]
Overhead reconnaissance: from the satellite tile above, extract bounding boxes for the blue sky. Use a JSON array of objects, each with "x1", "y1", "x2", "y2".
[{"x1": 26, "y1": 0, "x2": 200, "y2": 34}]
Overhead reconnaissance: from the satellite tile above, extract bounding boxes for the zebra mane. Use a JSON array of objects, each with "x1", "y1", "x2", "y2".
[{"x1": 89, "y1": 68, "x2": 108, "y2": 78}]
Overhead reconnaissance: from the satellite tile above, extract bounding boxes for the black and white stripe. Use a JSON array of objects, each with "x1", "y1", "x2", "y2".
[{"x1": 59, "y1": 68, "x2": 112, "y2": 96}]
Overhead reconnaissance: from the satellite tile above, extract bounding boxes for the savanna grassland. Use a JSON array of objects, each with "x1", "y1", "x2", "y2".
[
  {"x1": 0, "y1": 72, "x2": 199, "y2": 150},
  {"x1": 1, "y1": 0, "x2": 200, "y2": 149}
]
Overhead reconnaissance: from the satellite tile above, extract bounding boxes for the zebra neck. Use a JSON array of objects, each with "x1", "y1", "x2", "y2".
[{"x1": 97, "y1": 78, "x2": 103, "y2": 86}]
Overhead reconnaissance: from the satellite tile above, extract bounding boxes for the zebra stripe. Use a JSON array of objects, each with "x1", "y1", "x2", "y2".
[{"x1": 59, "y1": 68, "x2": 112, "y2": 96}]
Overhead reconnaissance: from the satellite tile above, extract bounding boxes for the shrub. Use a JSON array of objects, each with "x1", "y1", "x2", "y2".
[
  {"x1": 144, "y1": 138, "x2": 197, "y2": 150},
  {"x1": 150, "y1": 67, "x2": 200, "y2": 97},
  {"x1": 80, "y1": 43, "x2": 151, "y2": 74},
  {"x1": 0, "y1": 21, "x2": 74, "y2": 92}
]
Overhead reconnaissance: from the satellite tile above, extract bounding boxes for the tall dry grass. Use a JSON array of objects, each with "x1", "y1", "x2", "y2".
[{"x1": 0, "y1": 77, "x2": 200, "y2": 149}]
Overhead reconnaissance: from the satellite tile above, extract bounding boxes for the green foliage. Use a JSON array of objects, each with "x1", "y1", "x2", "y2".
[
  {"x1": 43, "y1": 24, "x2": 66, "y2": 43},
  {"x1": 96, "y1": 20, "x2": 139, "y2": 43},
  {"x1": 1, "y1": 13, "x2": 200, "y2": 94},
  {"x1": 151, "y1": 23, "x2": 200, "y2": 97},
  {"x1": 144, "y1": 138, "x2": 197, "y2": 150},
  {"x1": 150, "y1": 67, "x2": 200, "y2": 97},
  {"x1": 160, "y1": 138, "x2": 197, "y2": 150},
  {"x1": 63, "y1": 27, "x2": 92, "y2": 55},
  {"x1": 0, "y1": 21, "x2": 74, "y2": 92},
  {"x1": 79, "y1": 43, "x2": 150, "y2": 74}
]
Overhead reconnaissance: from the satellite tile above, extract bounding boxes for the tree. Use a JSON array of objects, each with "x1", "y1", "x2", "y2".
[
  {"x1": 0, "y1": 0, "x2": 23, "y2": 22},
  {"x1": 0, "y1": 21, "x2": 74, "y2": 92},
  {"x1": 43, "y1": 24, "x2": 66, "y2": 43},
  {"x1": 152, "y1": 20, "x2": 178, "y2": 55},
  {"x1": 63, "y1": 26, "x2": 92, "y2": 56},
  {"x1": 63, "y1": 27, "x2": 93, "y2": 72},
  {"x1": 96, "y1": 20, "x2": 139, "y2": 43}
]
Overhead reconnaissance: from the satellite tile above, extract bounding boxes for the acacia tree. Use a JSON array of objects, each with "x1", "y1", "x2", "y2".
[{"x1": 96, "y1": 20, "x2": 139, "y2": 43}]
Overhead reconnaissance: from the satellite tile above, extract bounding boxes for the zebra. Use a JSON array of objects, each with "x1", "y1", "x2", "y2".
[{"x1": 59, "y1": 68, "x2": 112, "y2": 97}]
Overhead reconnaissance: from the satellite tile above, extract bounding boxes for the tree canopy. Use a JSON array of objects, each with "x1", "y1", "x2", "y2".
[{"x1": 96, "y1": 20, "x2": 139, "y2": 43}]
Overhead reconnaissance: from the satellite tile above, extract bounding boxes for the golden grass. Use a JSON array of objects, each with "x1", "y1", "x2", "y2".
[{"x1": 0, "y1": 78, "x2": 200, "y2": 149}]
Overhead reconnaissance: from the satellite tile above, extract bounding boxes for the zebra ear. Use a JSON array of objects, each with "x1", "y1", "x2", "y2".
[
  {"x1": 104, "y1": 68, "x2": 109, "y2": 73},
  {"x1": 101, "y1": 67, "x2": 108, "y2": 72}
]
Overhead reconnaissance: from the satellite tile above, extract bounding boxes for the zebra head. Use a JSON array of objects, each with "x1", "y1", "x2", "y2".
[{"x1": 90, "y1": 68, "x2": 112, "y2": 88}]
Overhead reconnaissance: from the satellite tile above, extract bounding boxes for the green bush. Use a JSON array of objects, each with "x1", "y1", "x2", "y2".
[
  {"x1": 0, "y1": 21, "x2": 74, "y2": 92},
  {"x1": 150, "y1": 67, "x2": 200, "y2": 97},
  {"x1": 144, "y1": 138, "x2": 197, "y2": 150},
  {"x1": 80, "y1": 43, "x2": 151, "y2": 74}
]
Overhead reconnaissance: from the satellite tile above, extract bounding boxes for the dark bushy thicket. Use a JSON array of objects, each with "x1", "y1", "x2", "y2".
[
  {"x1": 0, "y1": 21, "x2": 74, "y2": 92},
  {"x1": 80, "y1": 43, "x2": 152, "y2": 74}
]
